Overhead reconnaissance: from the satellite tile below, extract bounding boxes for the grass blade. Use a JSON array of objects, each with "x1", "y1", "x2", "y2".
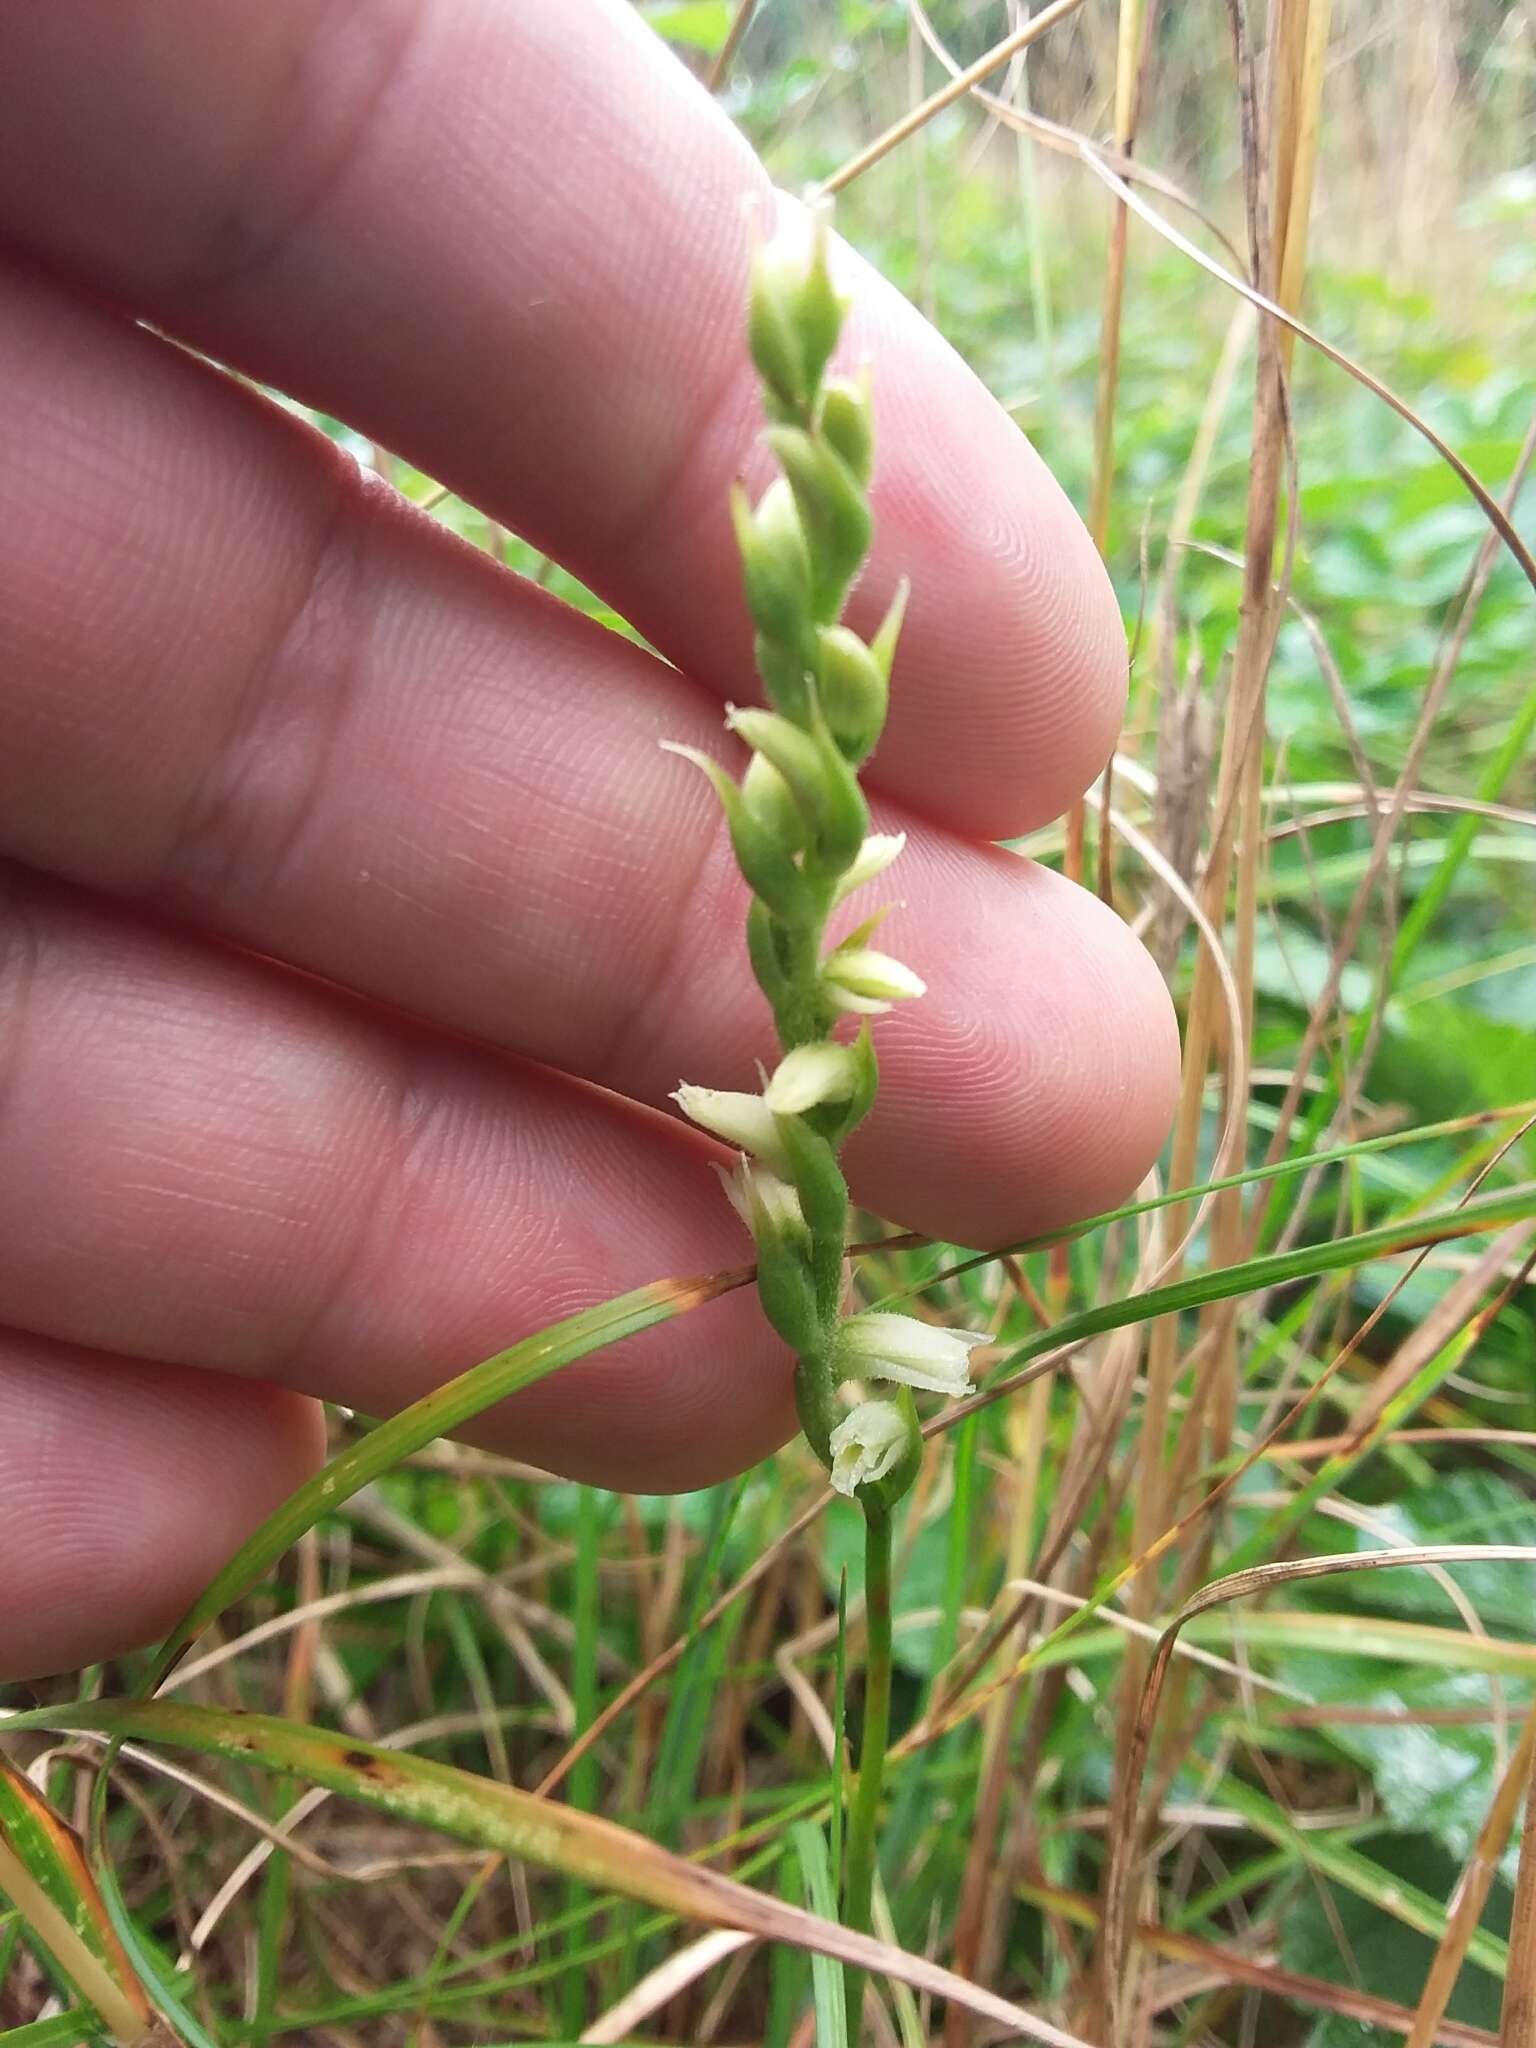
[
  {"x1": 10, "y1": 1699, "x2": 1089, "y2": 2048},
  {"x1": 145, "y1": 1269, "x2": 741, "y2": 1685},
  {"x1": 791, "y1": 1820, "x2": 848, "y2": 2048},
  {"x1": 0, "y1": 1754, "x2": 156, "y2": 2046}
]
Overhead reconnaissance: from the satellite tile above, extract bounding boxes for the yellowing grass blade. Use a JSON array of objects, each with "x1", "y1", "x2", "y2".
[
  {"x1": 0, "y1": 1752, "x2": 158, "y2": 2044},
  {"x1": 146, "y1": 1269, "x2": 743, "y2": 1686},
  {"x1": 13, "y1": 1699, "x2": 1088, "y2": 2048}
]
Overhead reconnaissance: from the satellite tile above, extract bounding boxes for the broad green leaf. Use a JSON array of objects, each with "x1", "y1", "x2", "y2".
[
  {"x1": 1217, "y1": 1774, "x2": 1509, "y2": 1981},
  {"x1": 1281, "y1": 1840, "x2": 1507, "y2": 2046},
  {"x1": 1278, "y1": 1653, "x2": 1525, "y2": 1859}
]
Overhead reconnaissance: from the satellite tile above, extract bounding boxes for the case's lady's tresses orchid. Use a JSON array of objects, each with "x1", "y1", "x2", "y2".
[{"x1": 665, "y1": 212, "x2": 986, "y2": 1502}]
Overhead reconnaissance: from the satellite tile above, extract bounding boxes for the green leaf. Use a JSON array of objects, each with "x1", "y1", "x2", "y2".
[
  {"x1": 643, "y1": 3, "x2": 732, "y2": 55},
  {"x1": 3, "y1": 1701, "x2": 1087, "y2": 2047},
  {"x1": 0, "y1": 1755, "x2": 155, "y2": 2044},
  {"x1": 1281, "y1": 1838, "x2": 1507, "y2": 2046},
  {"x1": 791, "y1": 1822, "x2": 849, "y2": 2047},
  {"x1": 146, "y1": 1270, "x2": 739, "y2": 1685}
]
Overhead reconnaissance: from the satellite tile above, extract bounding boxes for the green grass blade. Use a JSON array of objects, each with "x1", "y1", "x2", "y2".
[
  {"x1": 145, "y1": 1269, "x2": 738, "y2": 1685},
  {"x1": 11, "y1": 1701, "x2": 1088, "y2": 2047},
  {"x1": 0, "y1": 1755, "x2": 153, "y2": 2045},
  {"x1": 877, "y1": 1104, "x2": 1536, "y2": 1306},
  {"x1": 791, "y1": 1820, "x2": 849, "y2": 2048},
  {"x1": 988, "y1": 1183, "x2": 1536, "y2": 1386}
]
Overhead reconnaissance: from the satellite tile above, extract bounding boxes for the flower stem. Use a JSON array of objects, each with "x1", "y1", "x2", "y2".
[{"x1": 843, "y1": 1499, "x2": 893, "y2": 2036}]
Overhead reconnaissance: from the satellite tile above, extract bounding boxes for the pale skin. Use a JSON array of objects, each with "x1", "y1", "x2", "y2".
[{"x1": 0, "y1": 1, "x2": 1180, "y2": 1680}]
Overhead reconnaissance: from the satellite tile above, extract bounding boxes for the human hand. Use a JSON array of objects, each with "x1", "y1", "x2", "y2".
[{"x1": 0, "y1": 0, "x2": 1178, "y2": 1678}]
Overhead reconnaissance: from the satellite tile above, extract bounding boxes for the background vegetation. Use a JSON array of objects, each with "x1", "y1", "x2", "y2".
[{"x1": 3, "y1": 1, "x2": 1534, "y2": 2042}]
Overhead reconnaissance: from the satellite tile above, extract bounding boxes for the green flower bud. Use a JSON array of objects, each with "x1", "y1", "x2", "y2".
[
  {"x1": 764, "y1": 426, "x2": 872, "y2": 621},
  {"x1": 757, "y1": 1234, "x2": 822, "y2": 1354},
  {"x1": 795, "y1": 211, "x2": 848, "y2": 396},
  {"x1": 715, "y1": 1155, "x2": 821, "y2": 1354},
  {"x1": 748, "y1": 245, "x2": 810, "y2": 412},
  {"x1": 816, "y1": 624, "x2": 887, "y2": 761},
  {"x1": 728, "y1": 706, "x2": 868, "y2": 872},
  {"x1": 818, "y1": 372, "x2": 874, "y2": 488},
  {"x1": 742, "y1": 751, "x2": 808, "y2": 852},
  {"x1": 661, "y1": 743, "x2": 813, "y2": 925},
  {"x1": 730, "y1": 478, "x2": 812, "y2": 646}
]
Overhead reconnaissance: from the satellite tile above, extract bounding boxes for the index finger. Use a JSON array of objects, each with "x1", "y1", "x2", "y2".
[{"x1": 0, "y1": 0, "x2": 1125, "y2": 839}]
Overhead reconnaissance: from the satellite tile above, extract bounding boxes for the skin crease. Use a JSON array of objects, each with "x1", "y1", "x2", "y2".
[{"x1": 0, "y1": 0, "x2": 1180, "y2": 1682}]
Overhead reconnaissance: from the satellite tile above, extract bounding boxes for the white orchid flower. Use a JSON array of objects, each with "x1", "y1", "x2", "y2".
[
  {"x1": 838, "y1": 1311, "x2": 989, "y2": 1398},
  {"x1": 821, "y1": 946, "x2": 926, "y2": 1015},
  {"x1": 713, "y1": 1155, "x2": 807, "y2": 1246},
  {"x1": 672, "y1": 1083, "x2": 791, "y2": 1179},
  {"x1": 829, "y1": 1400, "x2": 910, "y2": 1498},
  {"x1": 763, "y1": 1042, "x2": 859, "y2": 1116},
  {"x1": 831, "y1": 832, "x2": 906, "y2": 907}
]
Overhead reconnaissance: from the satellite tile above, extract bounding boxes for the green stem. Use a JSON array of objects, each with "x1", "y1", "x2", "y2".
[{"x1": 843, "y1": 1501, "x2": 893, "y2": 2037}]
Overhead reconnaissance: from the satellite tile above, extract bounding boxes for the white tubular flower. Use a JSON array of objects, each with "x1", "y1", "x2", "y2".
[
  {"x1": 713, "y1": 1155, "x2": 807, "y2": 1245},
  {"x1": 829, "y1": 1400, "x2": 910, "y2": 1498},
  {"x1": 673, "y1": 1083, "x2": 792, "y2": 1179},
  {"x1": 831, "y1": 832, "x2": 907, "y2": 907},
  {"x1": 764, "y1": 1042, "x2": 859, "y2": 1116},
  {"x1": 822, "y1": 947, "x2": 926, "y2": 1015},
  {"x1": 839, "y1": 1311, "x2": 989, "y2": 1398}
]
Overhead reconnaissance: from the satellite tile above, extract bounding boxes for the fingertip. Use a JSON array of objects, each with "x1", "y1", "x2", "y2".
[
  {"x1": 844, "y1": 849, "x2": 1180, "y2": 1247},
  {"x1": 840, "y1": 250, "x2": 1131, "y2": 836},
  {"x1": 0, "y1": 1337, "x2": 324, "y2": 1679}
]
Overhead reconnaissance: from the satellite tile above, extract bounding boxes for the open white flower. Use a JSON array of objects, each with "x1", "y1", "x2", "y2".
[
  {"x1": 763, "y1": 1042, "x2": 859, "y2": 1116},
  {"x1": 821, "y1": 946, "x2": 926, "y2": 1016},
  {"x1": 838, "y1": 1311, "x2": 989, "y2": 1398},
  {"x1": 713, "y1": 1155, "x2": 807, "y2": 1246},
  {"x1": 673, "y1": 1083, "x2": 791, "y2": 1179},
  {"x1": 829, "y1": 1400, "x2": 910, "y2": 1498},
  {"x1": 831, "y1": 832, "x2": 906, "y2": 907}
]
